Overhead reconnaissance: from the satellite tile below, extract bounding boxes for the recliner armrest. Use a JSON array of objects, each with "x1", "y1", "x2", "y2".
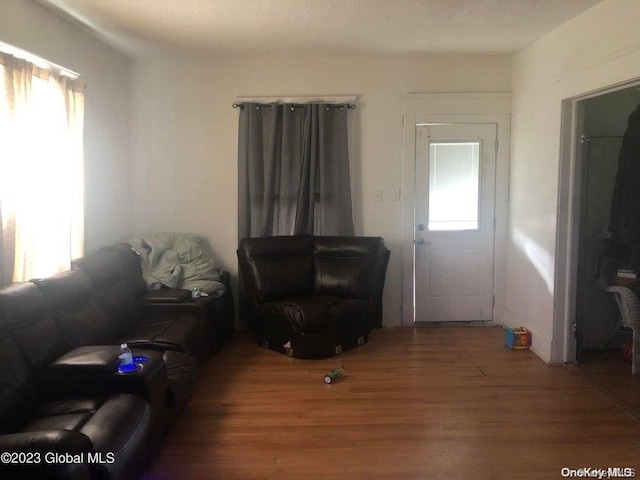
[
  {"x1": 37, "y1": 350, "x2": 168, "y2": 458},
  {"x1": 46, "y1": 346, "x2": 120, "y2": 376},
  {"x1": 142, "y1": 294, "x2": 215, "y2": 317},
  {"x1": 141, "y1": 271, "x2": 233, "y2": 320},
  {"x1": 142, "y1": 289, "x2": 191, "y2": 303},
  {"x1": 0, "y1": 430, "x2": 95, "y2": 480},
  {"x1": 39, "y1": 350, "x2": 167, "y2": 404},
  {"x1": 0, "y1": 430, "x2": 93, "y2": 453}
]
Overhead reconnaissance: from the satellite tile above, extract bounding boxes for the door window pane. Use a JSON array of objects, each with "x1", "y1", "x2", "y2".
[{"x1": 428, "y1": 142, "x2": 480, "y2": 231}]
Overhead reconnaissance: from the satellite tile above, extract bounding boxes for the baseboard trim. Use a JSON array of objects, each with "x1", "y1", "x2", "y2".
[{"x1": 414, "y1": 320, "x2": 495, "y2": 327}]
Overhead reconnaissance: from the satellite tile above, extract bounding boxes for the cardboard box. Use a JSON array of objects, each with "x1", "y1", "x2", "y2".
[
  {"x1": 615, "y1": 277, "x2": 636, "y2": 287},
  {"x1": 505, "y1": 327, "x2": 531, "y2": 349}
]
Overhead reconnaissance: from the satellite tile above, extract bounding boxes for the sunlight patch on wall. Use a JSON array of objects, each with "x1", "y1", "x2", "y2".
[{"x1": 512, "y1": 227, "x2": 554, "y2": 294}]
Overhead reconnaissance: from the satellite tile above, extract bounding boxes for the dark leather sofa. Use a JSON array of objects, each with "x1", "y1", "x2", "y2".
[
  {"x1": 238, "y1": 235, "x2": 390, "y2": 358},
  {"x1": 0, "y1": 243, "x2": 234, "y2": 480}
]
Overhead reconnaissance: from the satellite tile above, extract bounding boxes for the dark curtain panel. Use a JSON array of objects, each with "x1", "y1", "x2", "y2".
[{"x1": 238, "y1": 102, "x2": 354, "y2": 239}]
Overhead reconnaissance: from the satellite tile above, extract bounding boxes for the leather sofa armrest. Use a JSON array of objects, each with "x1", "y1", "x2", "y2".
[
  {"x1": 0, "y1": 430, "x2": 93, "y2": 453},
  {"x1": 142, "y1": 294, "x2": 215, "y2": 316},
  {"x1": 0, "y1": 430, "x2": 95, "y2": 480},
  {"x1": 141, "y1": 271, "x2": 234, "y2": 347},
  {"x1": 46, "y1": 346, "x2": 120, "y2": 375},
  {"x1": 38, "y1": 350, "x2": 168, "y2": 456},
  {"x1": 142, "y1": 289, "x2": 191, "y2": 303},
  {"x1": 39, "y1": 350, "x2": 167, "y2": 404}
]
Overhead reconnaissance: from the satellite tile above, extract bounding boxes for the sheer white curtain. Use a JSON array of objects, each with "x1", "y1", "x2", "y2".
[{"x1": 0, "y1": 52, "x2": 84, "y2": 284}]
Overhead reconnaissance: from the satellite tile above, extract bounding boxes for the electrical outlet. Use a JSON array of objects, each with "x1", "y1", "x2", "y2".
[
  {"x1": 374, "y1": 189, "x2": 383, "y2": 202},
  {"x1": 391, "y1": 187, "x2": 401, "y2": 201}
]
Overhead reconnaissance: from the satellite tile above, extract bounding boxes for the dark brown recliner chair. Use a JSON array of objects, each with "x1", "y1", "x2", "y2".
[{"x1": 238, "y1": 235, "x2": 390, "y2": 358}]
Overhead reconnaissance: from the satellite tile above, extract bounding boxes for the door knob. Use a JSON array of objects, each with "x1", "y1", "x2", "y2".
[
  {"x1": 415, "y1": 238, "x2": 425, "y2": 245},
  {"x1": 417, "y1": 224, "x2": 425, "y2": 231}
]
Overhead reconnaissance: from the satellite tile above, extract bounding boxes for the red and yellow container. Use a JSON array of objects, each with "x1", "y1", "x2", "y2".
[{"x1": 504, "y1": 327, "x2": 531, "y2": 349}]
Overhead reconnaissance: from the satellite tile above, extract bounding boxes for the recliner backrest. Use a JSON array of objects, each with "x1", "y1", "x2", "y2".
[
  {"x1": 0, "y1": 286, "x2": 46, "y2": 434},
  {"x1": 0, "y1": 328, "x2": 38, "y2": 434},
  {"x1": 238, "y1": 236, "x2": 314, "y2": 304},
  {"x1": 0, "y1": 282, "x2": 69, "y2": 371},
  {"x1": 238, "y1": 235, "x2": 390, "y2": 308},
  {"x1": 32, "y1": 271, "x2": 114, "y2": 347},
  {"x1": 312, "y1": 236, "x2": 388, "y2": 301},
  {"x1": 101, "y1": 243, "x2": 144, "y2": 277},
  {"x1": 72, "y1": 247, "x2": 146, "y2": 337}
]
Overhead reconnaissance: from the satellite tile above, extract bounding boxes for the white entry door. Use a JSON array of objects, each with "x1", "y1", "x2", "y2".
[{"x1": 414, "y1": 123, "x2": 497, "y2": 323}]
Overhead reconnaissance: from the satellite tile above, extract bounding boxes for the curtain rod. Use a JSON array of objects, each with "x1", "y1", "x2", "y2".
[
  {"x1": 233, "y1": 102, "x2": 356, "y2": 110},
  {"x1": 0, "y1": 41, "x2": 80, "y2": 79}
]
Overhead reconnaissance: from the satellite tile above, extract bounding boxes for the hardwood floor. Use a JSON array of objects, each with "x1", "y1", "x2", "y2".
[
  {"x1": 574, "y1": 349, "x2": 640, "y2": 417},
  {"x1": 145, "y1": 327, "x2": 640, "y2": 480}
]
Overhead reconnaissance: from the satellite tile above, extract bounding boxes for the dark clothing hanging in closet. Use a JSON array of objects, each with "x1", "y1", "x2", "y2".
[{"x1": 609, "y1": 106, "x2": 640, "y2": 245}]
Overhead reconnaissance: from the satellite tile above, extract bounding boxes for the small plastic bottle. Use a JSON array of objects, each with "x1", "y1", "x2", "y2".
[
  {"x1": 119, "y1": 343, "x2": 133, "y2": 367},
  {"x1": 324, "y1": 368, "x2": 345, "y2": 384}
]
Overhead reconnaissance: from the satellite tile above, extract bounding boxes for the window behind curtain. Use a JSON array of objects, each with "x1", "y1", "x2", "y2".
[
  {"x1": 237, "y1": 102, "x2": 354, "y2": 239},
  {"x1": 0, "y1": 51, "x2": 84, "y2": 283}
]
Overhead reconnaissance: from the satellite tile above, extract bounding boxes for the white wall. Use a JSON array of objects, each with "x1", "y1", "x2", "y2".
[
  {"x1": 508, "y1": 0, "x2": 640, "y2": 362},
  {"x1": 0, "y1": 0, "x2": 133, "y2": 252},
  {"x1": 130, "y1": 55, "x2": 512, "y2": 327}
]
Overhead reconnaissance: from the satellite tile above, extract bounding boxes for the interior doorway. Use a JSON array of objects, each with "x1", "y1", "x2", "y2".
[
  {"x1": 558, "y1": 82, "x2": 640, "y2": 369},
  {"x1": 555, "y1": 81, "x2": 640, "y2": 417},
  {"x1": 575, "y1": 87, "x2": 637, "y2": 359}
]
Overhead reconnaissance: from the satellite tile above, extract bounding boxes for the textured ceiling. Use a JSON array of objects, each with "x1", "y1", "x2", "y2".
[{"x1": 38, "y1": 0, "x2": 601, "y2": 58}]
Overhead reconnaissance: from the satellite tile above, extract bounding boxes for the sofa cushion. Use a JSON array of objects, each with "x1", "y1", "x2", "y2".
[
  {"x1": 0, "y1": 283, "x2": 69, "y2": 370},
  {"x1": 92, "y1": 279, "x2": 146, "y2": 338},
  {"x1": 79, "y1": 394, "x2": 151, "y2": 480},
  {"x1": 31, "y1": 271, "x2": 94, "y2": 310},
  {"x1": 34, "y1": 398, "x2": 105, "y2": 417},
  {"x1": 134, "y1": 348, "x2": 198, "y2": 425},
  {"x1": 0, "y1": 331, "x2": 37, "y2": 434},
  {"x1": 16, "y1": 394, "x2": 151, "y2": 480},
  {"x1": 102, "y1": 244, "x2": 143, "y2": 275},
  {"x1": 22, "y1": 413, "x2": 94, "y2": 432},
  {"x1": 80, "y1": 394, "x2": 149, "y2": 453},
  {"x1": 73, "y1": 248, "x2": 149, "y2": 338},
  {"x1": 32, "y1": 271, "x2": 114, "y2": 346},
  {"x1": 72, "y1": 247, "x2": 147, "y2": 302},
  {"x1": 71, "y1": 249, "x2": 124, "y2": 288},
  {"x1": 119, "y1": 315, "x2": 210, "y2": 361},
  {"x1": 239, "y1": 235, "x2": 314, "y2": 303},
  {"x1": 161, "y1": 350, "x2": 198, "y2": 411},
  {"x1": 54, "y1": 301, "x2": 114, "y2": 347},
  {"x1": 91, "y1": 292, "x2": 140, "y2": 339},
  {"x1": 260, "y1": 296, "x2": 367, "y2": 334}
]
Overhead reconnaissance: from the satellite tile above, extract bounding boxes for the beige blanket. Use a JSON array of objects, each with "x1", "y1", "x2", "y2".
[{"x1": 129, "y1": 233, "x2": 225, "y2": 297}]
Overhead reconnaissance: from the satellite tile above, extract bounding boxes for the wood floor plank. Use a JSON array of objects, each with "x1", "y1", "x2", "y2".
[{"x1": 144, "y1": 327, "x2": 640, "y2": 479}]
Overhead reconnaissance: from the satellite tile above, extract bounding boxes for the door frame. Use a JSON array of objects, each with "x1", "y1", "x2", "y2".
[
  {"x1": 555, "y1": 78, "x2": 640, "y2": 363},
  {"x1": 401, "y1": 93, "x2": 512, "y2": 327}
]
